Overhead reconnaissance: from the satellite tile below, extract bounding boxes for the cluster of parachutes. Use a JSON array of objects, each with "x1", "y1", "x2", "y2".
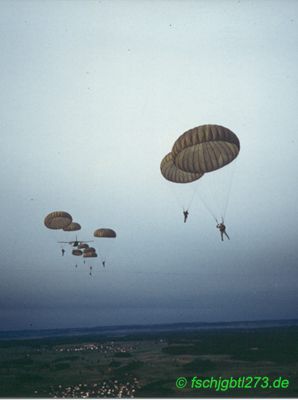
[
  {"x1": 43, "y1": 124, "x2": 240, "y2": 268},
  {"x1": 44, "y1": 211, "x2": 116, "y2": 273},
  {"x1": 160, "y1": 124, "x2": 240, "y2": 223},
  {"x1": 72, "y1": 230, "x2": 116, "y2": 260},
  {"x1": 72, "y1": 245, "x2": 97, "y2": 259}
]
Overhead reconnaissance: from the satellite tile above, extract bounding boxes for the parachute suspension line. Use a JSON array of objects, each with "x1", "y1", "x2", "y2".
[
  {"x1": 97, "y1": 247, "x2": 104, "y2": 262},
  {"x1": 167, "y1": 182, "x2": 185, "y2": 211},
  {"x1": 97, "y1": 248, "x2": 107, "y2": 268},
  {"x1": 196, "y1": 173, "x2": 221, "y2": 222},
  {"x1": 197, "y1": 191, "x2": 218, "y2": 223},
  {"x1": 186, "y1": 182, "x2": 200, "y2": 211},
  {"x1": 221, "y1": 158, "x2": 238, "y2": 221}
]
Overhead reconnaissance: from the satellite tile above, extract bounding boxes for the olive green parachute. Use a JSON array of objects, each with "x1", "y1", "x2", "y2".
[
  {"x1": 83, "y1": 252, "x2": 98, "y2": 258},
  {"x1": 44, "y1": 211, "x2": 72, "y2": 230},
  {"x1": 72, "y1": 249, "x2": 83, "y2": 256},
  {"x1": 63, "y1": 222, "x2": 81, "y2": 232},
  {"x1": 94, "y1": 229, "x2": 116, "y2": 238},
  {"x1": 83, "y1": 247, "x2": 96, "y2": 254},
  {"x1": 172, "y1": 124, "x2": 240, "y2": 174},
  {"x1": 160, "y1": 152, "x2": 203, "y2": 183},
  {"x1": 78, "y1": 243, "x2": 89, "y2": 250}
]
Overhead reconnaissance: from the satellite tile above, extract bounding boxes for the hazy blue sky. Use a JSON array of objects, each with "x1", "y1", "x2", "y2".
[{"x1": 1, "y1": 0, "x2": 297, "y2": 330}]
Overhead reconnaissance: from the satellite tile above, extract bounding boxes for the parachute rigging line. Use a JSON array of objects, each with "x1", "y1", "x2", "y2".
[
  {"x1": 221, "y1": 158, "x2": 238, "y2": 220},
  {"x1": 197, "y1": 191, "x2": 218, "y2": 223},
  {"x1": 186, "y1": 181, "x2": 200, "y2": 211}
]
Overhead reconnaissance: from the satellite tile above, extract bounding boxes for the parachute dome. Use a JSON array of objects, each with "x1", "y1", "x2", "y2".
[
  {"x1": 160, "y1": 152, "x2": 203, "y2": 183},
  {"x1": 172, "y1": 124, "x2": 240, "y2": 174},
  {"x1": 63, "y1": 222, "x2": 81, "y2": 232},
  {"x1": 94, "y1": 229, "x2": 116, "y2": 238},
  {"x1": 78, "y1": 243, "x2": 89, "y2": 249},
  {"x1": 72, "y1": 249, "x2": 83, "y2": 256},
  {"x1": 44, "y1": 211, "x2": 72, "y2": 230},
  {"x1": 83, "y1": 247, "x2": 96, "y2": 254},
  {"x1": 83, "y1": 252, "x2": 98, "y2": 258}
]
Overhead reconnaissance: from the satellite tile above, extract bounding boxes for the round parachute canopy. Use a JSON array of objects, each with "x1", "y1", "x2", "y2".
[
  {"x1": 44, "y1": 211, "x2": 72, "y2": 230},
  {"x1": 94, "y1": 229, "x2": 116, "y2": 238},
  {"x1": 72, "y1": 249, "x2": 83, "y2": 256},
  {"x1": 83, "y1": 252, "x2": 98, "y2": 258},
  {"x1": 78, "y1": 243, "x2": 89, "y2": 250},
  {"x1": 172, "y1": 124, "x2": 240, "y2": 174},
  {"x1": 83, "y1": 247, "x2": 96, "y2": 254},
  {"x1": 63, "y1": 222, "x2": 81, "y2": 232},
  {"x1": 160, "y1": 152, "x2": 203, "y2": 183}
]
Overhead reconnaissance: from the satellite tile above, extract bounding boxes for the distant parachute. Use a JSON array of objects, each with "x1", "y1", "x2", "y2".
[
  {"x1": 83, "y1": 252, "x2": 98, "y2": 258},
  {"x1": 172, "y1": 124, "x2": 240, "y2": 174},
  {"x1": 72, "y1": 249, "x2": 83, "y2": 256},
  {"x1": 63, "y1": 222, "x2": 81, "y2": 232},
  {"x1": 160, "y1": 152, "x2": 203, "y2": 183},
  {"x1": 94, "y1": 229, "x2": 116, "y2": 238},
  {"x1": 83, "y1": 247, "x2": 96, "y2": 254},
  {"x1": 44, "y1": 211, "x2": 72, "y2": 230},
  {"x1": 93, "y1": 228, "x2": 116, "y2": 266},
  {"x1": 78, "y1": 243, "x2": 89, "y2": 250}
]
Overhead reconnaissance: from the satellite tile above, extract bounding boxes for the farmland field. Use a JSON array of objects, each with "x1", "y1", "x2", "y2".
[{"x1": 0, "y1": 326, "x2": 297, "y2": 397}]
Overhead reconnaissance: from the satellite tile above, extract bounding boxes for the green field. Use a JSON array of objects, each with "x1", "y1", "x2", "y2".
[{"x1": 0, "y1": 326, "x2": 297, "y2": 397}]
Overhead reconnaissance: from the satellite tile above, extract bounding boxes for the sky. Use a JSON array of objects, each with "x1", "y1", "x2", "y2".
[{"x1": 0, "y1": 0, "x2": 298, "y2": 331}]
